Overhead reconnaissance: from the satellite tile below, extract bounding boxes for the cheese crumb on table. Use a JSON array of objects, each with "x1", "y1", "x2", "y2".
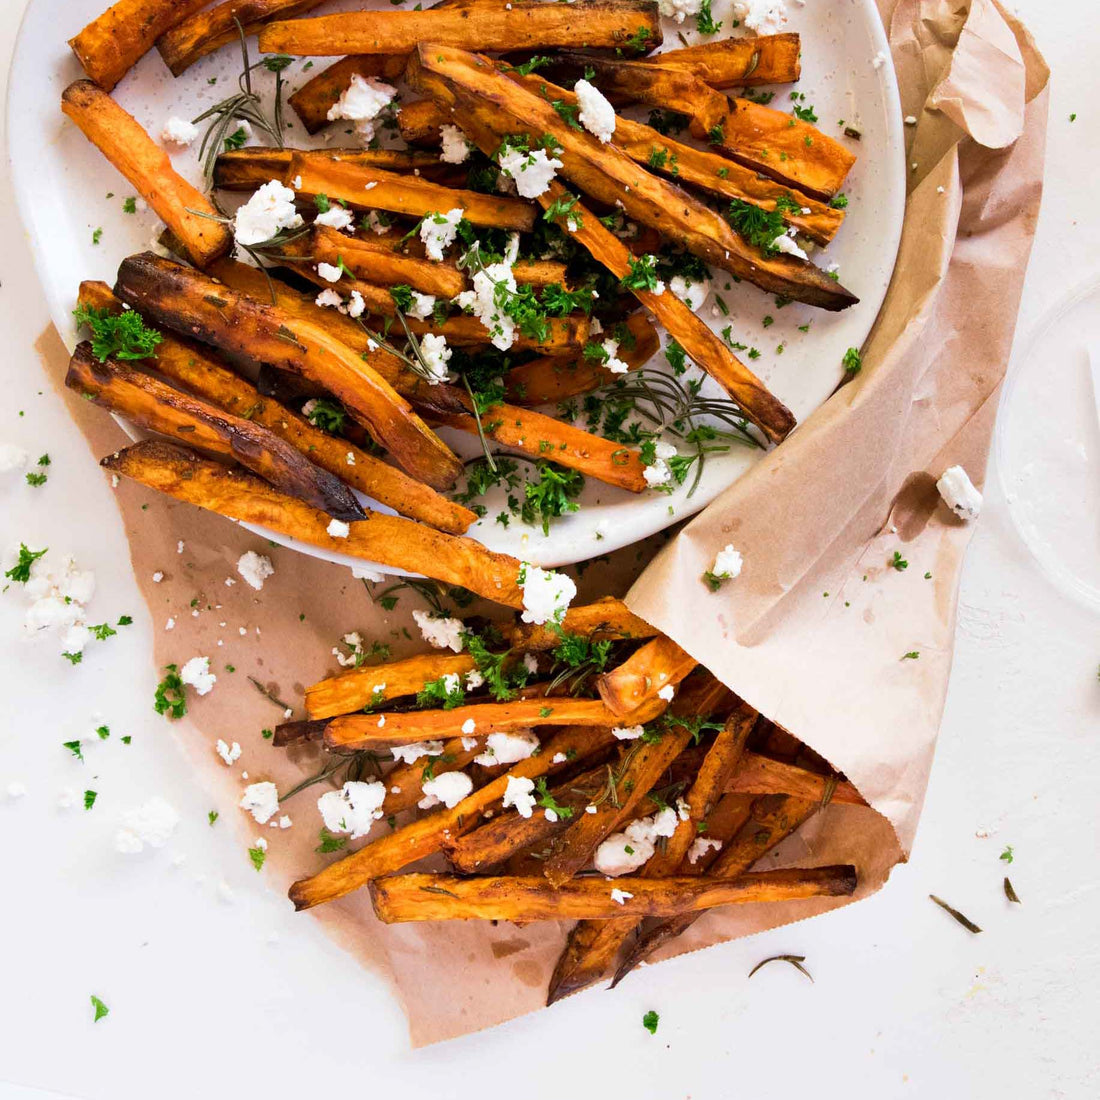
[
  {"x1": 216, "y1": 739, "x2": 242, "y2": 766},
  {"x1": 114, "y1": 796, "x2": 180, "y2": 853},
  {"x1": 236, "y1": 550, "x2": 274, "y2": 591},
  {"x1": 240, "y1": 782, "x2": 280, "y2": 825},
  {"x1": 0, "y1": 443, "x2": 28, "y2": 472},
  {"x1": 160, "y1": 116, "x2": 198, "y2": 146},
  {"x1": 936, "y1": 465, "x2": 982, "y2": 519},
  {"x1": 180, "y1": 655, "x2": 216, "y2": 696}
]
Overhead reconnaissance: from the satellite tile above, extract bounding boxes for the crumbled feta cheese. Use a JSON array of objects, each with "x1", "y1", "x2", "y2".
[
  {"x1": 498, "y1": 146, "x2": 563, "y2": 199},
  {"x1": 669, "y1": 273, "x2": 711, "y2": 311},
  {"x1": 180, "y1": 655, "x2": 216, "y2": 696},
  {"x1": 363, "y1": 210, "x2": 390, "y2": 235},
  {"x1": 573, "y1": 79, "x2": 616, "y2": 143},
  {"x1": 420, "y1": 208, "x2": 464, "y2": 261},
  {"x1": 390, "y1": 740, "x2": 445, "y2": 765},
  {"x1": 152, "y1": 571, "x2": 164, "y2": 583},
  {"x1": 658, "y1": 0, "x2": 702, "y2": 22},
  {"x1": 771, "y1": 230, "x2": 809, "y2": 262},
  {"x1": 347, "y1": 290, "x2": 366, "y2": 318},
  {"x1": 872, "y1": 50, "x2": 888, "y2": 70},
  {"x1": 937, "y1": 465, "x2": 982, "y2": 520},
  {"x1": 711, "y1": 544, "x2": 743, "y2": 580},
  {"x1": 454, "y1": 259, "x2": 518, "y2": 350},
  {"x1": 651, "y1": 806, "x2": 679, "y2": 838},
  {"x1": 474, "y1": 731, "x2": 540, "y2": 767},
  {"x1": 418, "y1": 332, "x2": 452, "y2": 383},
  {"x1": 279, "y1": 815, "x2": 292, "y2": 829},
  {"x1": 407, "y1": 291, "x2": 437, "y2": 320},
  {"x1": 165, "y1": 617, "x2": 175, "y2": 631},
  {"x1": 502, "y1": 775, "x2": 537, "y2": 818},
  {"x1": 657, "y1": 684, "x2": 675, "y2": 702},
  {"x1": 236, "y1": 550, "x2": 274, "y2": 591},
  {"x1": 518, "y1": 562, "x2": 577, "y2": 625},
  {"x1": 439, "y1": 124, "x2": 472, "y2": 164},
  {"x1": 465, "y1": 669, "x2": 484, "y2": 690},
  {"x1": 216, "y1": 739, "x2": 242, "y2": 766},
  {"x1": 595, "y1": 822, "x2": 655, "y2": 875},
  {"x1": 315, "y1": 288, "x2": 344, "y2": 310},
  {"x1": 459, "y1": 737, "x2": 478, "y2": 753},
  {"x1": 552, "y1": 752, "x2": 568, "y2": 764},
  {"x1": 904, "y1": 115, "x2": 918, "y2": 125},
  {"x1": 326, "y1": 519, "x2": 350, "y2": 538},
  {"x1": 161, "y1": 116, "x2": 199, "y2": 145},
  {"x1": 0, "y1": 443, "x2": 28, "y2": 472},
  {"x1": 412, "y1": 609, "x2": 466, "y2": 652},
  {"x1": 350, "y1": 564, "x2": 384, "y2": 583},
  {"x1": 601, "y1": 338, "x2": 630, "y2": 374},
  {"x1": 326, "y1": 74, "x2": 397, "y2": 142},
  {"x1": 687, "y1": 837, "x2": 723, "y2": 863},
  {"x1": 732, "y1": 0, "x2": 788, "y2": 35},
  {"x1": 522, "y1": 652, "x2": 539, "y2": 674},
  {"x1": 233, "y1": 180, "x2": 303, "y2": 246},
  {"x1": 610, "y1": 888, "x2": 633, "y2": 905},
  {"x1": 613, "y1": 725, "x2": 645, "y2": 741},
  {"x1": 461, "y1": 718, "x2": 477, "y2": 735},
  {"x1": 253, "y1": 835, "x2": 268, "y2": 852},
  {"x1": 314, "y1": 205, "x2": 355, "y2": 231},
  {"x1": 441, "y1": 673, "x2": 462, "y2": 696},
  {"x1": 114, "y1": 796, "x2": 180, "y2": 853},
  {"x1": 643, "y1": 440, "x2": 678, "y2": 488},
  {"x1": 18, "y1": 551, "x2": 97, "y2": 657},
  {"x1": 317, "y1": 780, "x2": 386, "y2": 838},
  {"x1": 240, "y1": 782, "x2": 279, "y2": 825},
  {"x1": 317, "y1": 261, "x2": 343, "y2": 283},
  {"x1": 419, "y1": 770, "x2": 474, "y2": 809}
]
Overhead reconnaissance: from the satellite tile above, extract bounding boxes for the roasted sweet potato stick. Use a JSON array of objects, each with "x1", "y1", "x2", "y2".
[
  {"x1": 509, "y1": 597, "x2": 657, "y2": 652},
  {"x1": 289, "y1": 55, "x2": 409, "y2": 132},
  {"x1": 61, "y1": 82, "x2": 231, "y2": 267},
  {"x1": 67, "y1": 342, "x2": 365, "y2": 521},
  {"x1": 68, "y1": 0, "x2": 209, "y2": 90},
  {"x1": 75, "y1": 281, "x2": 475, "y2": 534},
  {"x1": 306, "y1": 653, "x2": 478, "y2": 720},
  {"x1": 648, "y1": 33, "x2": 802, "y2": 88},
  {"x1": 729, "y1": 753, "x2": 865, "y2": 806},
  {"x1": 596, "y1": 634, "x2": 697, "y2": 717},
  {"x1": 611, "y1": 793, "x2": 820, "y2": 986},
  {"x1": 213, "y1": 147, "x2": 446, "y2": 190},
  {"x1": 325, "y1": 694, "x2": 666, "y2": 752},
  {"x1": 382, "y1": 736, "x2": 489, "y2": 815},
  {"x1": 371, "y1": 865, "x2": 857, "y2": 923},
  {"x1": 157, "y1": 0, "x2": 326, "y2": 77},
  {"x1": 259, "y1": 2, "x2": 663, "y2": 57},
  {"x1": 114, "y1": 252, "x2": 463, "y2": 489},
  {"x1": 289, "y1": 725, "x2": 619, "y2": 910},
  {"x1": 286, "y1": 154, "x2": 536, "y2": 231},
  {"x1": 101, "y1": 441, "x2": 526, "y2": 606}
]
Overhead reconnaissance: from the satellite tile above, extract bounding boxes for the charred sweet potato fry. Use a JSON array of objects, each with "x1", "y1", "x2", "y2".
[
  {"x1": 288, "y1": 725, "x2": 619, "y2": 910},
  {"x1": 157, "y1": 0, "x2": 326, "y2": 77},
  {"x1": 648, "y1": 33, "x2": 802, "y2": 88},
  {"x1": 306, "y1": 653, "x2": 478, "y2": 719},
  {"x1": 76, "y1": 281, "x2": 475, "y2": 534},
  {"x1": 370, "y1": 865, "x2": 857, "y2": 923},
  {"x1": 68, "y1": 0, "x2": 209, "y2": 90},
  {"x1": 61, "y1": 82, "x2": 231, "y2": 267},
  {"x1": 288, "y1": 55, "x2": 409, "y2": 133},
  {"x1": 101, "y1": 441, "x2": 526, "y2": 605},
  {"x1": 729, "y1": 752, "x2": 866, "y2": 806},
  {"x1": 67, "y1": 342, "x2": 365, "y2": 521},
  {"x1": 213, "y1": 147, "x2": 446, "y2": 190},
  {"x1": 114, "y1": 252, "x2": 462, "y2": 489},
  {"x1": 397, "y1": 98, "x2": 449, "y2": 145},
  {"x1": 508, "y1": 597, "x2": 658, "y2": 652},
  {"x1": 286, "y1": 153, "x2": 536, "y2": 231},
  {"x1": 596, "y1": 634, "x2": 698, "y2": 717},
  {"x1": 259, "y1": 1, "x2": 663, "y2": 57},
  {"x1": 504, "y1": 313, "x2": 660, "y2": 405},
  {"x1": 325, "y1": 694, "x2": 666, "y2": 753}
]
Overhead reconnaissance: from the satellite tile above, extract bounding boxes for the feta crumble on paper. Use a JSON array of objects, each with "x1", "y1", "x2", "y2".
[
  {"x1": 114, "y1": 797, "x2": 180, "y2": 854},
  {"x1": 518, "y1": 563, "x2": 576, "y2": 625},
  {"x1": 732, "y1": 0, "x2": 788, "y2": 35},
  {"x1": 502, "y1": 775, "x2": 537, "y2": 818},
  {"x1": 216, "y1": 739, "x2": 242, "y2": 766},
  {"x1": 317, "y1": 780, "x2": 386, "y2": 839},
  {"x1": 419, "y1": 770, "x2": 473, "y2": 809},
  {"x1": 236, "y1": 550, "x2": 274, "y2": 591},
  {"x1": 161, "y1": 116, "x2": 199, "y2": 146},
  {"x1": 420, "y1": 208, "x2": 464, "y2": 261},
  {"x1": 937, "y1": 465, "x2": 982, "y2": 520},
  {"x1": 573, "y1": 80, "x2": 616, "y2": 143},
  {"x1": 498, "y1": 147, "x2": 563, "y2": 199},
  {"x1": 180, "y1": 656, "x2": 216, "y2": 696},
  {"x1": 711, "y1": 544, "x2": 743, "y2": 581},
  {"x1": 474, "y1": 731, "x2": 539, "y2": 767},
  {"x1": 240, "y1": 782, "x2": 280, "y2": 825},
  {"x1": 439, "y1": 124, "x2": 472, "y2": 165},
  {"x1": 0, "y1": 443, "x2": 28, "y2": 472},
  {"x1": 18, "y1": 551, "x2": 97, "y2": 657},
  {"x1": 326, "y1": 74, "x2": 397, "y2": 143},
  {"x1": 412, "y1": 609, "x2": 466, "y2": 652},
  {"x1": 233, "y1": 180, "x2": 303, "y2": 247},
  {"x1": 390, "y1": 740, "x2": 445, "y2": 765}
]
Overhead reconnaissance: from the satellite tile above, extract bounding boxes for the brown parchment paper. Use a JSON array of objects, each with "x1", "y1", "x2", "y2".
[{"x1": 42, "y1": 0, "x2": 1048, "y2": 1046}]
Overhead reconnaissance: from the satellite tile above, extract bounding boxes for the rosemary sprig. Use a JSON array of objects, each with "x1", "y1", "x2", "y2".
[{"x1": 748, "y1": 954, "x2": 814, "y2": 982}]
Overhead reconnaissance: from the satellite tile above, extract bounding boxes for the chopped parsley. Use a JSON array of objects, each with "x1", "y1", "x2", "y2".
[
  {"x1": 84, "y1": 790, "x2": 98, "y2": 811},
  {"x1": 695, "y1": 0, "x2": 721, "y2": 35},
  {"x1": 725, "y1": 199, "x2": 785, "y2": 255},
  {"x1": 90, "y1": 995, "x2": 109, "y2": 1023},
  {"x1": 154, "y1": 664, "x2": 187, "y2": 720},
  {"x1": 890, "y1": 550, "x2": 908, "y2": 571},
  {"x1": 4, "y1": 543, "x2": 47, "y2": 583},
  {"x1": 534, "y1": 778, "x2": 574, "y2": 820},
  {"x1": 521, "y1": 462, "x2": 585, "y2": 534},
  {"x1": 620, "y1": 253, "x2": 662, "y2": 292},
  {"x1": 842, "y1": 347, "x2": 862, "y2": 374},
  {"x1": 73, "y1": 305, "x2": 162, "y2": 363},
  {"x1": 642, "y1": 1010, "x2": 659, "y2": 1034},
  {"x1": 316, "y1": 827, "x2": 348, "y2": 853},
  {"x1": 247, "y1": 845, "x2": 267, "y2": 871}
]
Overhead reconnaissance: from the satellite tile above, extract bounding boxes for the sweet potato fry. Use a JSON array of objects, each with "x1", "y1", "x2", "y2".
[
  {"x1": 61, "y1": 82, "x2": 231, "y2": 268},
  {"x1": 504, "y1": 313, "x2": 660, "y2": 405},
  {"x1": 325, "y1": 694, "x2": 666, "y2": 753},
  {"x1": 305, "y1": 653, "x2": 478, "y2": 720},
  {"x1": 76, "y1": 281, "x2": 475, "y2": 534},
  {"x1": 649, "y1": 33, "x2": 802, "y2": 88},
  {"x1": 157, "y1": 0, "x2": 326, "y2": 77},
  {"x1": 382, "y1": 736, "x2": 489, "y2": 815},
  {"x1": 397, "y1": 98, "x2": 448, "y2": 145},
  {"x1": 289, "y1": 724, "x2": 618, "y2": 910},
  {"x1": 114, "y1": 252, "x2": 462, "y2": 489},
  {"x1": 286, "y1": 154, "x2": 536, "y2": 231},
  {"x1": 101, "y1": 441, "x2": 526, "y2": 606},
  {"x1": 289, "y1": 55, "x2": 409, "y2": 133},
  {"x1": 409, "y1": 56, "x2": 796, "y2": 441},
  {"x1": 371, "y1": 865, "x2": 857, "y2": 923},
  {"x1": 67, "y1": 342, "x2": 365, "y2": 521},
  {"x1": 213, "y1": 147, "x2": 446, "y2": 190},
  {"x1": 729, "y1": 752, "x2": 866, "y2": 806},
  {"x1": 611, "y1": 793, "x2": 819, "y2": 986},
  {"x1": 508, "y1": 597, "x2": 657, "y2": 652},
  {"x1": 596, "y1": 635, "x2": 697, "y2": 717},
  {"x1": 68, "y1": 0, "x2": 209, "y2": 90},
  {"x1": 259, "y1": 2, "x2": 663, "y2": 57}
]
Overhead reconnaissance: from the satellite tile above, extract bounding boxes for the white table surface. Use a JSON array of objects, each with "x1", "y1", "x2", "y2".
[{"x1": 1, "y1": 3, "x2": 1097, "y2": 1098}]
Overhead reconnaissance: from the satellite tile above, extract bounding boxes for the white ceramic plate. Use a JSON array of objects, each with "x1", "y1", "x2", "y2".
[{"x1": 8, "y1": 0, "x2": 905, "y2": 574}]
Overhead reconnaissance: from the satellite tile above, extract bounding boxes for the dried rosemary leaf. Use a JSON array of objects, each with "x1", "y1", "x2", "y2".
[
  {"x1": 748, "y1": 954, "x2": 814, "y2": 982},
  {"x1": 929, "y1": 894, "x2": 982, "y2": 933},
  {"x1": 1003, "y1": 877, "x2": 1021, "y2": 904}
]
